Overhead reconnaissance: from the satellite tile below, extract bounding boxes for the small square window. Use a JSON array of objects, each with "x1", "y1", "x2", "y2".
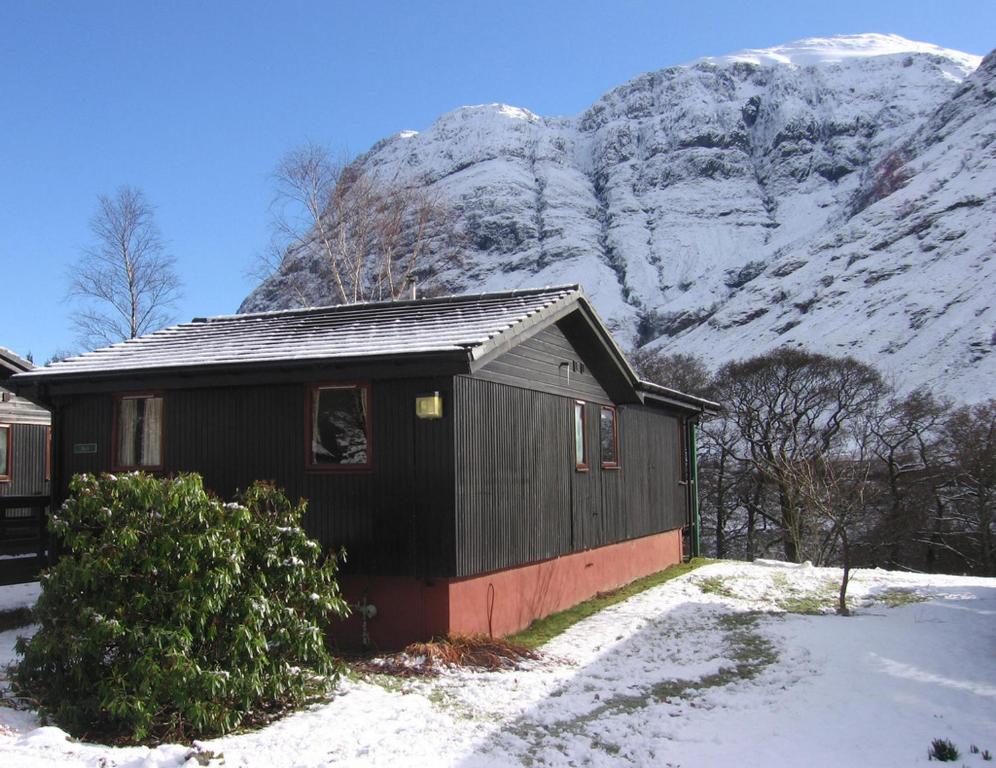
[
  {"x1": 309, "y1": 384, "x2": 371, "y2": 468},
  {"x1": 599, "y1": 406, "x2": 619, "y2": 469},
  {"x1": 0, "y1": 424, "x2": 10, "y2": 482},
  {"x1": 574, "y1": 401, "x2": 588, "y2": 470},
  {"x1": 115, "y1": 394, "x2": 164, "y2": 469}
]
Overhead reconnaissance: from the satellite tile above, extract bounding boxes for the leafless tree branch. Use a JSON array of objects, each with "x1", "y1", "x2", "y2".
[{"x1": 67, "y1": 186, "x2": 182, "y2": 349}]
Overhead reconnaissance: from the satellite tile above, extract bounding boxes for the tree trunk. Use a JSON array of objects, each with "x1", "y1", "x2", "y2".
[
  {"x1": 837, "y1": 533, "x2": 851, "y2": 616},
  {"x1": 780, "y1": 482, "x2": 801, "y2": 563},
  {"x1": 714, "y1": 448, "x2": 727, "y2": 559}
]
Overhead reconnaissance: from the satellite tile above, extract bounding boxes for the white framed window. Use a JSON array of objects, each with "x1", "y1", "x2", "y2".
[{"x1": 574, "y1": 401, "x2": 588, "y2": 471}]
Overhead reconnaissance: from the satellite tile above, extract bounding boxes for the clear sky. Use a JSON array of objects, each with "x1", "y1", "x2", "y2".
[{"x1": 1, "y1": 0, "x2": 992, "y2": 362}]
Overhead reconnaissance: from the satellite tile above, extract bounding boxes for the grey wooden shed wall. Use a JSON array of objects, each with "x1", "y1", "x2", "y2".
[{"x1": 0, "y1": 424, "x2": 49, "y2": 498}]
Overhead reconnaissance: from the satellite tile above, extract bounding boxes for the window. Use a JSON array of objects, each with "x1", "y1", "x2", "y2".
[
  {"x1": 599, "y1": 406, "x2": 619, "y2": 469},
  {"x1": 45, "y1": 427, "x2": 51, "y2": 482},
  {"x1": 0, "y1": 424, "x2": 10, "y2": 482},
  {"x1": 114, "y1": 394, "x2": 164, "y2": 469},
  {"x1": 574, "y1": 401, "x2": 588, "y2": 470},
  {"x1": 309, "y1": 384, "x2": 371, "y2": 468}
]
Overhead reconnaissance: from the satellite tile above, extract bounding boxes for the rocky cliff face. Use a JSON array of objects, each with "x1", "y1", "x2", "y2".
[{"x1": 241, "y1": 34, "x2": 994, "y2": 401}]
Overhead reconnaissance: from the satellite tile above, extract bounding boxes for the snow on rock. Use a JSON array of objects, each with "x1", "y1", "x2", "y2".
[
  {"x1": 242, "y1": 34, "x2": 994, "y2": 401},
  {"x1": 695, "y1": 32, "x2": 981, "y2": 70},
  {"x1": 1, "y1": 561, "x2": 994, "y2": 766}
]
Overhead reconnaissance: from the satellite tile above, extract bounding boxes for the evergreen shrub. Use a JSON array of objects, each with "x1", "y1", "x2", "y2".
[{"x1": 14, "y1": 472, "x2": 348, "y2": 743}]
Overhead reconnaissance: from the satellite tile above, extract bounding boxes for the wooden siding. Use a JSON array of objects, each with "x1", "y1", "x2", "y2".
[
  {"x1": 619, "y1": 405, "x2": 687, "y2": 535},
  {"x1": 0, "y1": 424, "x2": 49, "y2": 497},
  {"x1": 475, "y1": 323, "x2": 609, "y2": 402},
  {"x1": 453, "y1": 376, "x2": 688, "y2": 577},
  {"x1": 52, "y1": 371, "x2": 688, "y2": 582},
  {"x1": 0, "y1": 384, "x2": 50, "y2": 426},
  {"x1": 453, "y1": 378, "x2": 572, "y2": 576},
  {"x1": 56, "y1": 378, "x2": 455, "y2": 577}
]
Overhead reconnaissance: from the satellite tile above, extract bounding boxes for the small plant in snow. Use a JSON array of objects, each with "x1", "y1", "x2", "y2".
[
  {"x1": 927, "y1": 738, "x2": 960, "y2": 761},
  {"x1": 698, "y1": 576, "x2": 735, "y2": 598},
  {"x1": 13, "y1": 473, "x2": 349, "y2": 743}
]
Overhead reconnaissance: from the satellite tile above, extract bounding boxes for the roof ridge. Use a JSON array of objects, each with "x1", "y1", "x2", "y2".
[
  {"x1": 13, "y1": 284, "x2": 587, "y2": 381},
  {"x1": 0, "y1": 346, "x2": 34, "y2": 372},
  {"x1": 198, "y1": 284, "x2": 581, "y2": 324}
]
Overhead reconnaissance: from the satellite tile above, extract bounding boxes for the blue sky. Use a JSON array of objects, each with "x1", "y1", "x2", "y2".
[{"x1": 1, "y1": 0, "x2": 992, "y2": 362}]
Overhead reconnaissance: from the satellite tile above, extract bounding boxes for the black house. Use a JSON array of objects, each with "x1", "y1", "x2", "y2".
[{"x1": 12, "y1": 286, "x2": 716, "y2": 645}]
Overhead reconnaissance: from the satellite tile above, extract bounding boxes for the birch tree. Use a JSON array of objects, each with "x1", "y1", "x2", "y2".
[
  {"x1": 262, "y1": 143, "x2": 457, "y2": 306},
  {"x1": 68, "y1": 186, "x2": 182, "y2": 348}
]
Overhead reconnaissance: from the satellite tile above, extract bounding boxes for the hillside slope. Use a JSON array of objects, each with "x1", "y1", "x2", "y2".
[{"x1": 242, "y1": 35, "x2": 994, "y2": 400}]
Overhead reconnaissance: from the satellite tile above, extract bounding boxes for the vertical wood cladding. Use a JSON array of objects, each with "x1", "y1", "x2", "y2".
[
  {"x1": 54, "y1": 372, "x2": 687, "y2": 581},
  {"x1": 475, "y1": 323, "x2": 609, "y2": 402},
  {"x1": 0, "y1": 424, "x2": 49, "y2": 497},
  {"x1": 453, "y1": 378, "x2": 572, "y2": 576},
  {"x1": 58, "y1": 395, "x2": 112, "y2": 498},
  {"x1": 57, "y1": 378, "x2": 454, "y2": 578},
  {"x1": 453, "y1": 376, "x2": 688, "y2": 577}
]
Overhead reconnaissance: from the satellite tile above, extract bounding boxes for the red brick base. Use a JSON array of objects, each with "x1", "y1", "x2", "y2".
[{"x1": 336, "y1": 528, "x2": 683, "y2": 649}]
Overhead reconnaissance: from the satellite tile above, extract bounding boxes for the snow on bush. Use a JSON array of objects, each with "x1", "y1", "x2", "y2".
[{"x1": 12, "y1": 473, "x2": 349, "y2": 743}]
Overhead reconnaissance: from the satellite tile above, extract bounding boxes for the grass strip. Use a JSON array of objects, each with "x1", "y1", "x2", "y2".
[{"x1": 509, "y1": 557, "x2": 715, "y2": 649}]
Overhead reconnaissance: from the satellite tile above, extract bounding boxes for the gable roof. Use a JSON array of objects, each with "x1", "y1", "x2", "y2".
[
  {"x1": 11, "y1": 285, "x2": 718, "y2": 415},
  {"x1": 0, "y1": 347, "x2": 34, "y2": 378},
  {"x1": 1, "y1": 347, "x2": 50, "y2": 424},
  {"x1": 14, "y1": 286, "x2": 580, "y2": 381}
]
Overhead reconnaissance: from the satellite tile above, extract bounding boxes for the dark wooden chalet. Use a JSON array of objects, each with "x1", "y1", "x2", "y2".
[
  {"x1": 11, "y1": 286, "x2": 717, "y2": 646},
  {"x1": 1, "y1": 347, "x2": 51, "y2": 584}
]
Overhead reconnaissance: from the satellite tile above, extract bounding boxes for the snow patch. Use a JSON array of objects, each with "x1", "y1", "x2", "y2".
[{"x1": 695, "y1": 33, "x2": 982, "y2": 70}]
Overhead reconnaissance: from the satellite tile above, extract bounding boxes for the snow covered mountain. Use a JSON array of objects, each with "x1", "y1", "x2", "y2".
[{"x1": 241, "y1": 34, "x2": 995, "y2": 401}]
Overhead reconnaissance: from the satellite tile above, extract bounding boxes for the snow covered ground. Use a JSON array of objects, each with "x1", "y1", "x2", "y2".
[{"x1": 1, "y1": 561, "x2": 994, "y2": 767}]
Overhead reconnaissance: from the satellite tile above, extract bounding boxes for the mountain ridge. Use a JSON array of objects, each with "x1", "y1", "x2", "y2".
[{"x1": 241, "y1": 34, "x2": 995, "y2": 401}]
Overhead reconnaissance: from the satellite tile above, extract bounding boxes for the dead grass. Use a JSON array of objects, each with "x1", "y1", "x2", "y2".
[{"x1": 355, "y1": 634, "x2": 540, "y2": 678}]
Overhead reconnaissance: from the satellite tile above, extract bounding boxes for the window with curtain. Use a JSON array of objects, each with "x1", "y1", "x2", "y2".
[
  {"x1": 310, "y1": 385, "x2": 370, "y2": 467},
  {"x1": 0, "y1": 424, "x2": 10, "y2": 481},
  {"x1": 600, "y1": 405, "x2": 619, "y2": 468},
  {"x1": 116, "y1": 395, "x2": 163, "y2": 468},
  {"x1": 574, "y1": 401, "x2": 587, "y2": 470}
]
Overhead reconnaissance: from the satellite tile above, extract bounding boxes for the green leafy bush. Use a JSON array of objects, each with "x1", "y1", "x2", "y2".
[{"x1": 14, "y1": 472, "x2": 349, "y2": 743}]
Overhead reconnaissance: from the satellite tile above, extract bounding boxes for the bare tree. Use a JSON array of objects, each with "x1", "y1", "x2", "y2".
[
  {"x1": 867, "y1": 389, "x2": 950, "y2": 569},
  {"x1": 260, "y1": 143, "x2": 457, "y2": 307},
  {"x1": 699, "y1": 412, "x2": 756, "y2": 559},
  {"x1": 630, "y1": 349, "x2": 713, "y2": 398},
  {"x1": 68, "y1": 186, "x2": 182, "y2": 348},
  {"x1": 938, "y1": 400, "x2": 996, "y2": 575},
  {"x1": 710, "y1": 348, "x2": 886, "y2": 563},
  {"x1": 776, "y1": 450, "x2": 877, "y2": 615}
]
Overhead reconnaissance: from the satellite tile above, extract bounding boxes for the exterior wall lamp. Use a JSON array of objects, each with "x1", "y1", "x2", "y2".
[{"x1": 415, "y1": 392, "x2": 444, "y2": 419}]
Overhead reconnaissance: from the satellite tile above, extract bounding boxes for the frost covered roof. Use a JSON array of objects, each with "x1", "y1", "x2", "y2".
[
  {"x1": 0, "y1": 347, "x2": 33, "y2": 376},
  {"x1": 16, "y1": 286, "x2": 582, "y2": 380}
]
